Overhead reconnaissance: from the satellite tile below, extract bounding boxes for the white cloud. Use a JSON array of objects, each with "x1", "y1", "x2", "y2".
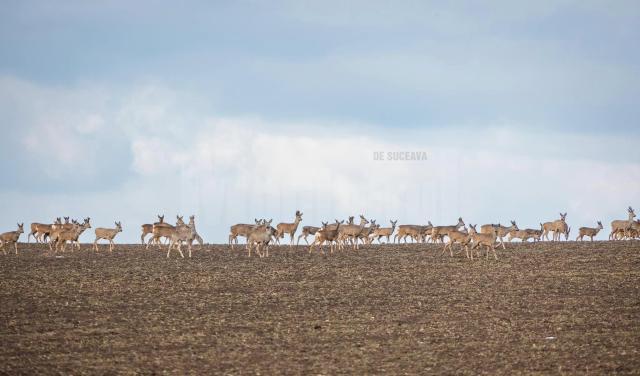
[{"x1": 1, "y1": 77, "x2": 639, "y2": 243}]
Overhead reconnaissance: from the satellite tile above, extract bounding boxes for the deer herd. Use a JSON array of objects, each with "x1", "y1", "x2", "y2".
[{"x1": 0, "y1": 207, "x2": 637, "y2": 259}]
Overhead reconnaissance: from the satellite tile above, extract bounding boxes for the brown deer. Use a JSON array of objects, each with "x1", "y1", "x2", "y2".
[
  {"x1": 309, "y1": 220, "x2": 343, "y2": 254},
  {"x1": 480, "y1": 221, "x2": 518, "y2": 249},
  {"x1": 0, "y1": 224, "x2": 24, "y2": 255},
  {"x1": 337, "y1": 215, "x2": 369, "y2": 250},
  {"x1": 371, "y1": 220, "x2": 397, "y2": 244},
  {"x1": 431, "y1": 218, "x2": 465, "y2": 243},
  {"x1": 94, "y1": 222, "x2": 123, "y2": 252},
  {"x1": 610, "y1": 207, "x2": 635, "y2": 240},
  {"x1": 577, "y1": 221, "x2": 603, "y2": 241},
  {"x1": 275, "y1": 210, "x2": 303, "y2": 247},
  {"x1": 229, "y1": 219, "x2": 262, "y2": 250},
  {"x1": 466, "y1": 224, "x2": 498, "y2": 260},
  {"x1": 297, "y1": 225, "x2": 320, "y2": 245},
  {"x1": 442, "y1": 227, "x2": 470, "y2": 258}
]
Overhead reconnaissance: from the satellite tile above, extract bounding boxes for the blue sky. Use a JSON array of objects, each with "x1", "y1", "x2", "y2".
[{"x1": 1, "y1": 1, "x2": 639, "y2": 242}]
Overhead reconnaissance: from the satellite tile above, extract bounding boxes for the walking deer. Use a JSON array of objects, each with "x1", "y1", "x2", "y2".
[
  {"x1": 337, "y1": 215, "x2": 369, "y2": 250},
  {"x1": 94, "y1": 222, "x2": 123, "y2": 252},
  {"x1": 431, "y1": 218, "x2": 465, "y2": 243},
  {"x1": 466, "y1": 224, "x2": 498, "y2": 260},
  {"x1": 480, "y1": 221, "x2": 518, "y2": 249},
  {"x1": 577, "y1": 221, "x2": 603, "y2": 241}
]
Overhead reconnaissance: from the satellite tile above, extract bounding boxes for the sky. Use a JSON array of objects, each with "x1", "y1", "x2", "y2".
[{"x1": 1, "y1": 0, "x2": 639, "y2": 243}]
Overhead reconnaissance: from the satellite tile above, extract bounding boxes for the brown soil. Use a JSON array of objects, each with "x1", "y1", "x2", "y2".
[{"x1": 1, "y1": 241, "x2": 639, "y2": 374}]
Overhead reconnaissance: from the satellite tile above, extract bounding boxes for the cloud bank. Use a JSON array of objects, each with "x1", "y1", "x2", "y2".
[{"x1": 1, "y1": 77, "x2": 638, "y2": 242}]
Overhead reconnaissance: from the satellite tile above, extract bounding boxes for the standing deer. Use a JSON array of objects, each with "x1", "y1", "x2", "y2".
[
  {"x1": 167, "y1": 221, "x2": 198, "y2": 258},
  {"x1": 49, "y1": 220, "x2": 91, "y2": 253},
  {"x1": 542, "y1": 213, "x2": 567, "y2": 241},
  {"x1": 371, "y1": 220, "x2": 397, "y2": 244},
  {"x1": 141, "y1": 215, "x2": 168, "y2": 244},
  {"x1": 0, "y1": 224, "x2": 24, "y2": 255},
  {"x1": 309, "y1": 220, "x2": 343, "y2": 254},
  {"x1": 609, "y1": 207, "x2": 636, "y2": 240},
  {"x1": 94, "y1": 222, "x2": 123, "y2": 252},
  {"x1": 337, "y1": 215, "x2": 369, "y2": 250},
  {"x1": 247, "y1": 220, "x2": 273, "y2": 257},
  {"x1": 229, "y1": 219, "x2": 262, "y2": 250},
  {"x1": 577, "y1": 221, "x2": 603, "y2": 241},
  {"x1": 275, "y1": 210, "x2": 303, "y2": 247},
  {"x1": 480, "y1": 221, "x2": 518, "y2": 249}
]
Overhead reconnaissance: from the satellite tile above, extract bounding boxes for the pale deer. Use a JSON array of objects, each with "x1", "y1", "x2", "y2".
[
  {"x1": 356, "y1": 220, "x2": 378, "y2": 245},
  {"x1": 0, "y1": 224, "x2": 24, "y2": 255},
  {"x1": 187, "y1": 215, "x2": 204, "y2": 247},
  {"x1": 371, "y1": 220, "x2": 397, "y2": 244},
  {"x1": 275, "y1": 210, "x2": 303, "y2": 247},
  {"x1": 577, "y1": 221, "x2": 603, "y2": 241},
  {"x1": 94, "y1": 222, "x2": 123, "y2": 252},
  {"x1": 610, "y1": 207, "x2": 636, "y2": 240},
  {"x1": 167, "y1": 221, "x2": 198, "y2": 258},
  {"x1": 480, "y1": 221, "x2": 518, "y2": 249},
  {"x1": 247, "y1": 219, "x2": 273, "y2": 257}
]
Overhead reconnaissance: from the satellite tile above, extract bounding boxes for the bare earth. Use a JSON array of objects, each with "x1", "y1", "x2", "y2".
[{"x1": 1, "y1": 241, "x2": 639, "y2": 374}]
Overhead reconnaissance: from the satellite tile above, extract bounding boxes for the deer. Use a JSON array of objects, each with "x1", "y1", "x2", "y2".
[
  {"x1": 141, "y1": 215, "x2": 166, "y2": 245},
  {"x1": 337, "y1": 215, "x2": 369, "y2": 250},
  {"x1": 275, "y1": 210, "x2": 303, "y2": 247},
  {"x1": 480, "y1": 221, "x2": 518, "y2": 249},
  {"x1": 28, "y1": 222, "x2": 52, "y2": 243},
  {"x1": 166, "y1": 220, "x2": 198, "y2": 258},
  {"x1": 508, "y1": 224, "x2": 543, "y2": 243},
  {"x1": 442, "y1": 227, "x2": 471, "y2": 258},
  {"x1": 466, "y1": 224, "x2": 498, "y2": 260},
  {"x1": 94, "y1": 222, "x2": 123, "y2": 252},
  {"x1": 49, "y1": 220, "x2": 91, "y2": 253},
  {"x1": 430, "y1": 218, "x2": 465, "y2": 243},
  {"x1": 309, "y1": 220, "x2": 343, "y2": 254},
  {"x1": 370, "y1": 220, "x2": 397, "y2": 244},
  {"x1": 576, "y1": 221, "x2": 603, "y2": 241},
  {"x1": 187, "y1": 215, "x2": 204, "y2": 247},
  {"x1": 146, "y1": 216, "x2": 182, "y2": 250},
  {"x1": 0, "y1": 224, "x2": 24, "y2": 255},
  {"x1": 394, "y1": 222, "x2": 431, "y2": 244},
  {"x1": 356, "y1": 220, "x2": 378, "y2": 245},
  {"x1": 297, "y1": 225, "x2": 321, "y2": 245},
  {"x1": 610, "y1": 207, "x2": 636, "y2": 240},
  {"x1": 246, "y1": 219, "x2": 273, "y2": 257},
  {"x1": 229, "y1": 219, "x2": 263, "y2": 250},
  {"x1": 542, "y1": 213, "x2": 567, "y2": 241}
]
